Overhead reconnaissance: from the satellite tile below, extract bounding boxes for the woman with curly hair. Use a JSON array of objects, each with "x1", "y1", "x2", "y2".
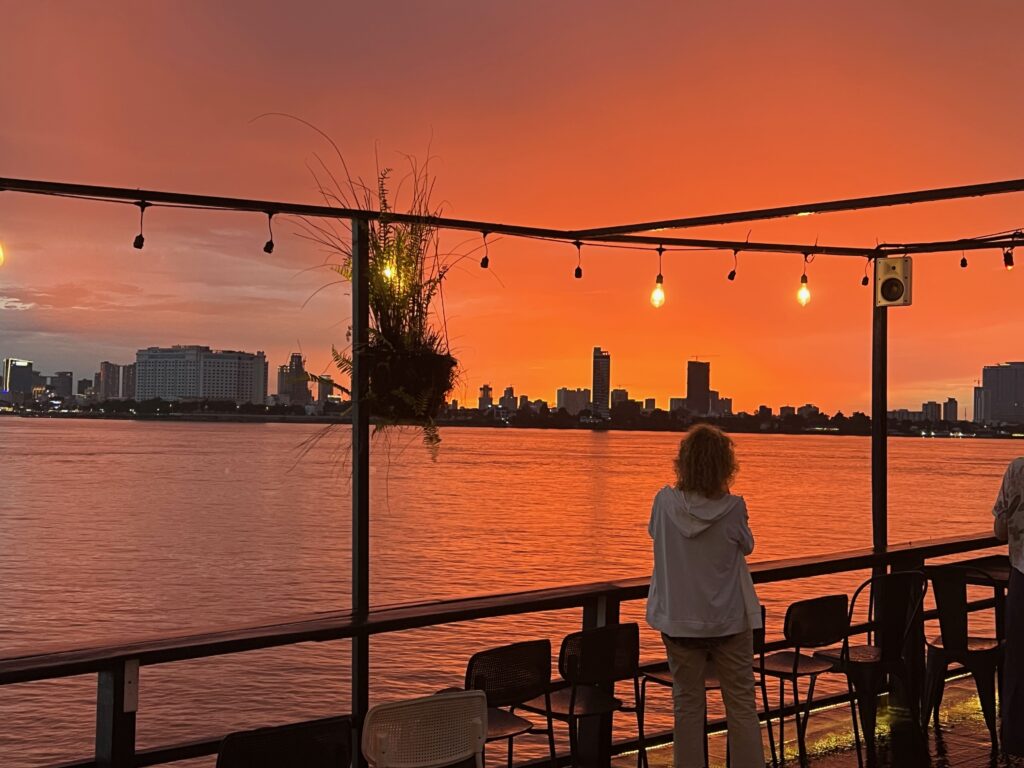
[{"x1": 646, "y1": 424, "x2": 764, "y2": 768}]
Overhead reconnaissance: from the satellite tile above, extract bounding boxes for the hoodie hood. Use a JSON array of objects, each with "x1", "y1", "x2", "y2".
[{"x1": 655, "y1": 486, "x2": 740, "y2": 538}]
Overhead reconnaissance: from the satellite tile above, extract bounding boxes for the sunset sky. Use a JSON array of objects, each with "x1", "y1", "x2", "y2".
[{"x1": 3, "y1": 2, "x2": 1024, "y2": 415}]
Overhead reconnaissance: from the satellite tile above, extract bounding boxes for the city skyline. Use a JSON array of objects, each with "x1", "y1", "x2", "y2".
[{"x1": 4, "y1": 5, "x2": 1024, "y2": 418}]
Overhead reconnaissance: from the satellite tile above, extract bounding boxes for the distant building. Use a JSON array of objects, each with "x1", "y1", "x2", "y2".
[
  {"x1": 518, "y1": 394, "x2": 529, "y2": 410},
  {"x1": 317, "y1": 375, "x2": 334, "y2": 405},
  {"x1": 2, "y1": 358, "x2": 34, "y2": 398},
  {"x1": 757, "y1": 405, "x2": 773, "y2": 418},
  {"x1": 922, "y1": 401, "x2": 941, "y2": 422},
  {"x1": 77, "y1": 378, "x2": 92, "y2": 396},
  {"x1": 669, "y1": 397, "x2": 688, "y2": 413},
  {"x1": 686, "y1": 360, "x2": 711, "y2": 415},
  {"x1": 478, "y1": 384, "x2": 493, "y2": 411},
  {"x1": 943, "y1": 398, "x2": 958, "y2": 423},
  {"x1": 499, "y1": 386, "x2": 516, "y2": 411},
  {"x1": 779, "y1": 405, "x2": 796, "y2": 418},
  {"x1": 50, "y1": 371, "x2": 74, "y2": 399},
  {"x1": 974, "y1": 386, "x2": 991, "y2": 424},
  {"x1": 976, "y1": 363, "x2": 1024, "y2": 423},
  {"x1": 611, "y1": 388, "x2": 629, "y2": 406},
  {"x1": 121, "y1": 363, "x2": 137, "y2": 400},
  {"x1": 137, "y1": 346, "x2": 268, "y2": 404},
  {"x1": 98, "y1": 362, "x2": 121, "y2": 401},
  {"x1": 797, "y1": 403, "x2": 820, "y2": 418},
  {"x1": 556, "y1": 387, "x2": 591, "y2": 416},
  {"x1": 719, "y1": 397, "x2": 733, "y2": 416},
  {"x1": 644, "y1": 398, "x2": 657, "y2": 411},
  {"x1": 592, "y1": 347, "x2": 611, "y2": 417},
  {"x1": 277, "y1": 353, "x2": 311, "y2": 406}
]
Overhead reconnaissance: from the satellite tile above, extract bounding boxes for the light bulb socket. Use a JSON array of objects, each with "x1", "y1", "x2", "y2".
[
  {"x1": 727, "y1": 270, "x2": 736, "y2": 281},
  {"x1": 1005, "y1": 249, "x2": 1015, "y2": 270},
  {"x1": 655, "y1": 273, "x2": 663, "y2": 284},
  {"x1": 263, "y1": 239, "x2": 275, "y2": 254},
  {"x1": 574, "y1": 265, "x2": 583, "y2": 279},
  {"x1": 480, "y1": 254, "x2": 489, "y2": 269},
  {"x1": 133, "y1": 234, "x2": 145, "y2": 250},
  {"x1": 800, "y1": 273, "x2": 808, "y2": 284}
]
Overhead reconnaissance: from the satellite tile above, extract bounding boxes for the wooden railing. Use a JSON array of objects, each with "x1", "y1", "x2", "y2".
[{"x1": 0, "y1": 531, "x2": 1001, "y2": 768}]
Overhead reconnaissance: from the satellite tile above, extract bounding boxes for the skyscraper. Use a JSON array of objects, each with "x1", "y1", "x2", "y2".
[
  {"x1": 977, "y1": 362, "x2": 1024, "y2": 423},
  {"x1": 943, "y1": 398, "x2": 958, "y2": 423},
  {"x1": 592, "y1": 347, "x2": 611, "y2": 417},
  {"x1": 1, "y1": 358, "x2": 33, "y2": 399},
  {"x1": 478, "y1": 384, "x2": 493, "y2": 411},
  {"x1": 280, "y1": 353, "x2": 312, "y2": 406},
  {"x1": 121, "y1": 363, "x2": 137, "y2": 400},
  {"x1": 77, "y1": 378, "x2": 92, "y2": 396},
  {"x1": 50, "y1": 371, "x2": 74, "y2": 399},
  {"x1": 137, "y1": 346, "x2": 267, "y2": 404},
  {"x1": 686, "y1": 360, "x2": 711, "y2": 415},
  {"x1": 99, "y1": 362, "x2": 121, "y2": 401},
  {"x1": 556, "y1": 387, "x2": 591, "y2": 416},
  {"x1": 318, "y1": 375, "x2": 334, "y2": 405},
  {"x1": 922, "y1": 401, "x2": 941, "y2": 422},
  {"x1": 974, "y1": 386, "x2": 990, "y2": 424}
]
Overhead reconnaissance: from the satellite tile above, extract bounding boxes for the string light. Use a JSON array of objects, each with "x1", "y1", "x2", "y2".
[
  {"x1": 480, "y1": 231, "x2": 489, "y2": 269},
  {"x1": 650, "y1": 245, "x2": 665, "y2": 308},
  {"x1": 861, "y1": 258, "x2": 870, "y2": 287},
  {"x1": 0, "y1": 242, "x2": 5, "y2": 268},
  {"x1": 574, "y1": 240, "x2": 583, "y2": 279},
  {"x1": 1004, "y1": 246, "x2": 1015, "y2": 271},
  {"x1": 133, "y1": 201, "x2": 149, "y2": 249},
  {"x1": 728, "y1": 250, "x2": 738, "y2": 281},
  {"x1": 264, "y1": 213, "x2": 275, "y2": 254},
  {"x1": 797, "y1": 253, "x2": 811, "y2": 306},
  {"x1": 960, "y1": 252, "x2": 968, "y2": 269}
]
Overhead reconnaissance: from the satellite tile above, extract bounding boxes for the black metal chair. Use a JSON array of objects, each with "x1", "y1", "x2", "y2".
[
  {"x1": 815, "y1": 571, "x2": 928, "y2": 768},
  {"x1": 639, "y1": 606, "x2": 777, "y2": 768},
  {"x1": 761, "y1": 594, "x2": 849, "y2": 767},
  {"x1": 521, "y1": 623, "x2": 644, "y2": 768},
  {"x1": 463, "y1": 639, "x2": 557, "y2": 768},
  {"x1": 216, "y1": 715, "x2": 352, "y2": 768},
  {"x1": 924, "y1": 564, "x2": 1003, "y2": 749}
]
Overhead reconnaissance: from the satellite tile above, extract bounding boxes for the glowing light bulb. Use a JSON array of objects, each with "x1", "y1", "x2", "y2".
[
  {"x1": 1005, "y1": 248, "x2": 1015, "y2": 271},
  {"x1": 382, "y1": 263, "x2": 396, "y2": 282},
  {"x1": 650, "y1": 275, "x2": 665, "y2": 308},
  {"x1": 797, "y1": 274, "x2": 810, "y2": 306},
  {"x1": 0, "y1": 243, "x2": 5, "y2": 267}
]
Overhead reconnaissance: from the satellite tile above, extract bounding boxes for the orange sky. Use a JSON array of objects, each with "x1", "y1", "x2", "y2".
[{"x1": 3, "y1": 3, "x2": 1024, "y2": 416}]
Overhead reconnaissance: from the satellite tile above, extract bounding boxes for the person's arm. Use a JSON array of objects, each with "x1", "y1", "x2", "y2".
[{"x1": 735, "y1": 498, "x2": 755, "y2": 556}]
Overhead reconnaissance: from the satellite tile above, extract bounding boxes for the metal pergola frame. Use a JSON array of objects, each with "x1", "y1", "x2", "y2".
[{"x1": 2, "y1": 173, "x2": 1022, "y2": 763}]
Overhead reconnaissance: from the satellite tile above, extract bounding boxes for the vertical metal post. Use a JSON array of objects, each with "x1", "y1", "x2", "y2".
[
  {"x1": 95, "y1": 660, "x2": 138, "y2": 768},
  {"x1": 871, "y1": 302, "x2": 888, "y2": 557},
  {"x1": 351, "y1": 218, "x2": 371, "y2": 768}
]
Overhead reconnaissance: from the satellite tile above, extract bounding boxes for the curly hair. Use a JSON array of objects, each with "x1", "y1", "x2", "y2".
[{"x1": 674, "y1": 424, "x2": 737, "y2": 497}]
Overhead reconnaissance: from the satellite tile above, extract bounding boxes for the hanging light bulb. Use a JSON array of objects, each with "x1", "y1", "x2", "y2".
[
  {"x1": 264, "y1": 213, "x2": 275, "y2": 254},
  {"x1": 382, "y1": 263, "x2": 396, "y2": 282},
  {"x1": 960, "y1": 253, "x2": 968, "y2": 269},
  {"x1": 861, "y1": 257, "x2": 870, "y2": 286},
  {"x1": 480, "y1": 232, "x2": 489, "y2": 269},
  {"x1": 1004, "y1": 247, "x2": 1015, "y2": 271},
  {"x1": 133, "y1": 201, "x2": 149, "y2": 250},
  {"x1": 797, "y1": 254, "x2": 811, "y2": 306},
  {"x1": 650, "y1": 246, "x2": 666, "y2": 308},
  {"x1": 728, "y1": 250, "x2": 738, "y2": 281},
  {"x1": 574, "y1": 240, "x2": 583, "y2": 279},
  {"x1": 0, "y1": 242, "x2": 5, "y2": 268}
]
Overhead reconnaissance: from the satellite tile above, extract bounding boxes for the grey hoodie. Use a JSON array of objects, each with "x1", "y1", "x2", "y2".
[{"x1": 645, "y1": 486, "x2": 761, "y2": 638}]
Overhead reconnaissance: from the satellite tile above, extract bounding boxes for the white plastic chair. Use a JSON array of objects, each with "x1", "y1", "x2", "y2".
[{"x1": 362, "y1": 690, "x2": 488, "y2": 768}]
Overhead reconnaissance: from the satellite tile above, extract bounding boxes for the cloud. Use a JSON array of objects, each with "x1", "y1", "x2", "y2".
[{"x1": 0, "y1": 296, "x2": 36, "y2": 311}]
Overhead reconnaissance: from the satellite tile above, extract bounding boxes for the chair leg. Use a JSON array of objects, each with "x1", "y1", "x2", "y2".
[
  {"x1": 777, "y1": 678, "x2": 787, "y2": 765},
  {"x1": 568, "y1": 718, "x2": 579, "y2": 768},
  {"x1": 507, "y1": 735, "x2": 515, "y2": 768},
  {"x1": 925, "y1": 646, "x2": 947, "y2": 730},
  {"x1": 759, "y1": 677, "x2": 778, "y2": 768},
  {"x1": 634, "y1": 677, "x2": 646, "y2": 768},
  {"x1": 967, "y1": 657, "x2": 1000, "y2": 751},
  {"x1": 850, "y1": 668, "x2": 881, "y2": 768},
  {"x1": 845, "y1": 674, "x2": 863, "y2": 768},
  {"x1": 544, "y1": 694, "x2": 558, "y2": 768},
  {"x1": 793, "y1": 675, "x2": 817, "y2": 768}
]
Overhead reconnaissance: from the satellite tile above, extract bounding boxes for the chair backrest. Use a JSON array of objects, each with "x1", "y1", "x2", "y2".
[
  {"x1": 362, "y1": 691, "x2": 487, "y2": 768},
  {"x1": 784, "y1": 594, "x2": 849, "y2": 649},
  {"x1": 849, "y1": 570, "x2": 928, "y2": 666},
  {"x1": 465, "y1": 639, "x2": 551, "y2": 708},
  {"x1": 216, "y1": 715, "x2": 351, "y2": 768},
  {"x1": 559, "y1": 622, "x2": 640, "y2": 685},
  {"x1": 928, "y1": 564, "x2": 994, "y2": 658}
]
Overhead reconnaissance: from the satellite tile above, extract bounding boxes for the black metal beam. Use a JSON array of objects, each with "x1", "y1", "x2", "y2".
[
  {"x1": 872, "y1": 303, "x2": 888, "y2": 555},
  {"x1": 573, "y1": 177, "x2": 1024, "y2": 237}
]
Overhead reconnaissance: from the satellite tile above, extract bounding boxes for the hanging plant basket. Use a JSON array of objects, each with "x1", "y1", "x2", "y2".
[{"x1": 365, "y1": 346, "x2": 457, "y2": 422}]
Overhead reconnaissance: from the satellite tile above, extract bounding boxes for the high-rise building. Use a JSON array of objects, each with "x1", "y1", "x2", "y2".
[
  {"x1": 611, "y1": 388, "x2": 629, "y2": 406},
  {"x1": 922, "y1": 401, "x2": 941, "y2": 422},
  {"x1": 98, "y1": 362, "x2": 121, "y2": 401},
  {"x1": 478, "y1": 384, "x2": 493, "y2": 411},
  {"x1": 592, "y1": 347, "x2": 611, "y2": 417},
  {"x1": 276, "y1": 353, "x2": 311, "y2": 406},
  {"x1": 669, "y1": 397, "x2": 687, "y2": 412},
  {"x1": 50, "y1": 371, "x2": 74, "y2": 399},
  {"x1": 136, "y1": 346, "x2": 268, "y2": 404},
  {"x1": 780, "y1": 405, "x2": 796, "y2": 418},
  {"x1": 518, "y1": 394, "x2": 529, "y2": 410},
  {"x1": 686, "y1": 360, "x2": 711, "y2": 415},
  {"x1": 317, "y1": 375, "x2": 334, "y2": 405},
  {"x1": 2, "y1": 358, "x2": 34, "y2": 398},
  {"x1": 943, "y1": 398, "x2": 958, "y2": 423},
  {"x1": 499, "y1": 386, "x2": 517, "y2": 411},
  {"x1": 555, "y1": 387, "x2": 591, "y2": 416},
  {"x1": 976, "y1": 363, "x2": 1024, "y2": 423},
  {"x1": 974, "y1": 386, "x2": 991, "y2": 424},
  {"x1": 121, "y1": 363, "x2": 137, "y2": 400},
  {"x1": 77, "y1": 378, "x2": 92, "y2": 396}
]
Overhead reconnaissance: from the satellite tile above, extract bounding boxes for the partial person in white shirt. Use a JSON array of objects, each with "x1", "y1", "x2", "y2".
[
  {"x1": 993, "y1": 457, "x2": 1024, "y2": 755},
  {"x1": 646, "y1": 425, "x2": 765, "y2": 768}
]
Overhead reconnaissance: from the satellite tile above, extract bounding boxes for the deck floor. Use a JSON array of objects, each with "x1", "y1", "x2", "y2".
[{"x1": 620, "y1": 677, "x2": 1024, "y2": 768}]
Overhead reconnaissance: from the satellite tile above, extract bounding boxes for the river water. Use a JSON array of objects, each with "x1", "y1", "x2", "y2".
[{"x1": 0, "y1": 419, "x2": 1013, "y2": 766}]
